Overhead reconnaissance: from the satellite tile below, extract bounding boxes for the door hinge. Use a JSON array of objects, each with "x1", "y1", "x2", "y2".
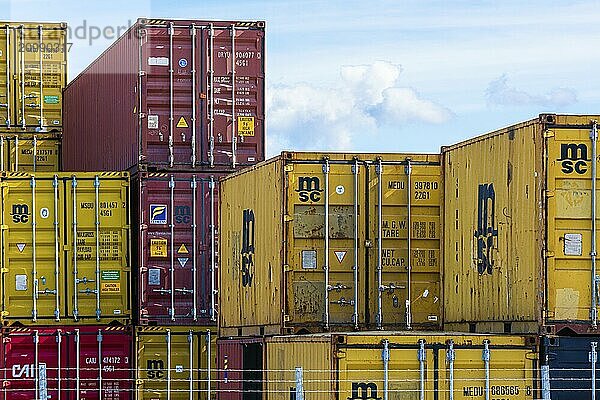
[
  {"x1": 284, "y1": 215, "x2": 293, "y2": 222},
  {"x1": 545, "y1": 251, "x2": 555, "y2": 258},
  {"x1": 544, "y1": 130, "x2": 555, "y2": 138},
  {"x1": 284, "y1": 164, "x2": 293, "y2": 172},
  {"x1": 545, "y1": 190, "x2": 555, "y2": 198}
]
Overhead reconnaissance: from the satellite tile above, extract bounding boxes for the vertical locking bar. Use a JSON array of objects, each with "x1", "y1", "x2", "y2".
[
  {"x1": 418, "y1": 339, "x2": 426, "y2": 400},
  {"x1": 192, "y1": 176, "x2": 198, "y2": 321},
  {"x1": 20, "y1": 25, "x2": 25, "y2": 128},
  {"x1": 405, "y1": 158, "x2": 413, "y2": 329},
  {"x1": 38, "y1": 25, "x2": 43, "y2": 130},
  {"x1": 31, "y1": 176, "x2": 38, "y2": 321},
  {"x1": 210, "y1": 176, "x2": 216, "y2": 321},
  {"x1": 382, "y1": 339, "x2": 390, "y2": 400},
  {"x1": 190, "y1": 24, "x2": 197, "y2": 167},
  {"x1": 541, "y1": 364, "x2": 551, "y2": 400},
  {"x1": 76, "y1": 329, "x2": 81, "y2": 400},
  {"x1": 72, "y1": 176, "x2": 79, "y2": 320},
  {"x1": 230, "y1": 25, "x2": 237, "y2": 168},
  {"x1": 0, "y1": 136, "x2": 4, "y2": 169},
  {"x1": 33, "y1": 135, "x2": 37, "y2": 171},
  {"x1": 57, "y1": 331, "x2": 62, "y2": 400},
  {"x1": 483, "y1": 340, "x2": 491, "y2": 400},
  {"x1": 352, "y1": 159, "x2": 359, "y2": 329},
  {"x1": 4, "y1": 25, "x2": 9, "y2": 127},
  {"x1": 295, "y1": 367, "x2": 304, "y2": 400},
  {"x1": 323, "y1": 158, "x2": 330, "y2": 329},
  {"x1": 167, "y1": 329, "x2": 172, "y2": 400},
  {"x1": 592, "y1": 342, "x2": 598, "y2": 400},
  {"x1": 53, "y1": 175, "x2": 60, "y2": 321},
  {"x1": 188, "y1": 331, "x2": 194, "y2": 400},
  {"x1": 208, "y1": 24, "x2": 215, "y2": 168},
  {"x1": 447, "y1": 340, "x2": 455, "y2": 400},
  {"x1": 376, "y1": 158, "x2": 384, "y2": 329},
  {"x1": 94, "y1": 176, "x2": 101, "y2": 320},
  {"x1": 15, "y1": 135, "x2": 18, "y2": 170},
  {"x1": 169, "y1": 175, "x2": 175, "y2": 321},
  {"x1": 97, "y1": 330, "x2": 103, "y2": 400},
  {"x1": 34, "y1": 330, "x2": 39, "y2": 400},
  {"x1": 207, "y1": 329, "x2": 212, "y2": 400},
  {"x1": 168, "y1": 22, "x2": 174, "y2": 168},
  {"x1": 591, "y1": 121, "x2": 598, "y2": 328}
]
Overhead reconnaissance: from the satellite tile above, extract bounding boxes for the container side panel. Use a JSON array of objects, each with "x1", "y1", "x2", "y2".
[{"x1": 1, "y1": 134, "x2": 61, "y2": 171}]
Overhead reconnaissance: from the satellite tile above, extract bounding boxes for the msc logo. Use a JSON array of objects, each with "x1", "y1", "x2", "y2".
[
  {"x1": 150, "y1": 204, "x2": 167, "y2": 224},
  {"x1": 558, "y1": 143, "x2": 589, "y2": 174},
  {"x1": 146, "y1": 359, "x2": 165, "y2": 379},
  {"x1": 474, "y1": 183, "x2": 498, "y2": 275},
  {"x1": 10, "y1": 204, "x2": 30, "y2": 224},
  {"x1": 348, "y1": 382, "x2": 381, "y2": 400},
  {"x1": 241, "y1": 209, "x2": 255, "y2": 287},
  {"x1": 296, "y1": 176, "x2": 323, "y2": 202},
  {"x1": 174, "y1": 205, "x2": 191, "y2": 224}
]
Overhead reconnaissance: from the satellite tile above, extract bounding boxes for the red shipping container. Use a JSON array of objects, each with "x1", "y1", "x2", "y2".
[
  {"x1": 133, "y1": 172, "x2": 224, "y2": 326},
  {"x1": 63, "y1": 18, "x2": 265, "y2": 172},
  {"x1": 217, "y1": 337, "x2": 264, "y2": 400},
  {"x1": 1, "y1": 326, "x2": 132, "y2": 400}
]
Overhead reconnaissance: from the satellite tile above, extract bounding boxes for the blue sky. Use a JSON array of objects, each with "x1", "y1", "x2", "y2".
[{"x1": 3, "y1": 0, "x2": 599, "y2": 156}]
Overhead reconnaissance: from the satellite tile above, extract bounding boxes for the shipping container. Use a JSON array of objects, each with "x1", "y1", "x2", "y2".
[
  {"x1": 1, "y1": 326, "x2": 132, "y2": 400},
  {"x1": 0, "y1": 22, "x2": 67, "y2": 130},
  {"x1": 442, "y1": 114, "x2": 600, "y2": 335},
  {"x1": 135, "y1": 326, "x2": 216, "y2": 400},
  {"x1": 263, "y1": 332, "x2": 537, "y2": 400},
  {"x1": 540, "y1": 335, "x2": 600, "y2": 399},
  {"x1": 219, "y1": 152, "x2": 443, "y2": 336},
  {"x1": 133, "y1": 172, "x2": 224, "y2": 326},
  {"x1": 0, "y1": 172, "x2": 131, "y2": 325},
  {"x1": 62, "y1": 18, "x2": 265, "y2": 172},
  {"x1": 217, "y1": 337, "x2": 265, "y2": 400},
  {"x1": 0, "y1": 133, "x2": 61, "y2": 171}
]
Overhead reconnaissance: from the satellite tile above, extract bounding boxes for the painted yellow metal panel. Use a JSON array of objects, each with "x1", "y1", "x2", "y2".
[
  {"x1": 443, "y1": 114, "x2": 600, "y2": 334},
  {"x1": 0, "y1": 172, "x2": 130, "y2": 324},
  {"x1": 0, "y1": 133, "x2": 60, "y2": 171},
  {"x1": 135, "y1": 326, "x2": 217, "y2": 400},
  {"x1": 0, "y1": 22, "x2": 67, "y2": 129}
]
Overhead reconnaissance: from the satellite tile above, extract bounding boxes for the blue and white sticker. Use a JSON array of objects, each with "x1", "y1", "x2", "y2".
[
  {"x1": 150, "y1": 204, "x2": 167, "y2": 224},
  {"x1": 178, "y1": 58, "x2": 188, "y2": 68}
]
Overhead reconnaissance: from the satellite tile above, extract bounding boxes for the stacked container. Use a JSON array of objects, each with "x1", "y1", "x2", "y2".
[{"x1": 62, "y1": 18, "x2": 266, "y2": 399}]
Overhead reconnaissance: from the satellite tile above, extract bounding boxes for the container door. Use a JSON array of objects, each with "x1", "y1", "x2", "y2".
[
  {"x1": 217, "y1": 339, "x2": 244, "y2": 400},
  {"x1": 64, "y1": 174, "x2": 130, "y2": 323},
  {"x1": 2, "y1": 329, "x2": 63, "y2": 400},
  {"x1": 135, "y1": 328, "x2": 216, "y2": 400},
  {"x1": 286, "y1": 160, "x2": 366, "y2": 330},
  {"x1": 63, "y1": 328, "x2": 132, "y2": 400},
  {"x1": 12, "y1": 25, "x2": 65, "y2": 130},
  {"x1": 338, "y1": 342, "x2": 435, "y2": 400},
  {"x1": 439, "y1": 341, "x2": 534, "y2": 400},
  {"x1": 202, "y1": 23, "x2": 265, "y2": 168},
  {"x1": 1, "y1": 175, "x2": 64, "y2": 323},
  {"x1": 546, "y1": 122, "x2": 600, "y2": 327},
  {"x1": 4, "y1": 135, "x2": 61, "y2": 172},
  {"x1": 0, "y1": 25, "x2": 9, "y2": 127},
  {"x1": 369, "y1": 159, "x2": 442, "y2": 330},
  {"x1": 139, "y1": 174, "x2": 217, "y2": 325}
]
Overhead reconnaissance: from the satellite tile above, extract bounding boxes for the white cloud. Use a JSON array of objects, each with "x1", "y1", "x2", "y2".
[
  {"x1": 267, "y1": 61, "x2": 451, "y2": 156},
  {"x1": 486, "y1": 74, "x2": 577, "y2": 107}
]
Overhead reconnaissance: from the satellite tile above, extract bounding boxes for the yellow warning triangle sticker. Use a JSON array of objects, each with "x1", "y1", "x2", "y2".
[
  {"x1": 176, "y1": 116, "x2": 189, "y2": 128},
  {"x1": 177, "y1": 243, "x2": 189, "y2": 254}
]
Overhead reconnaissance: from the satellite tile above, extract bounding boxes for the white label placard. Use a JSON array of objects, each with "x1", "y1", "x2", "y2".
[{"x1": 564, "y1": 233, "x2": 583, "y2": 256}]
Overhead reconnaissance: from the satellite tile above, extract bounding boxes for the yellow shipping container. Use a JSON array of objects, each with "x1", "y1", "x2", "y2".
[
  {"x1": 0, "y1": 171, "x2": 130, "y2": 325},
  {"x1": 0, "y1": 132, "x2": 61, "y2": 171},
  {"x1": 0, "y1": 22, "x2": 67, "y2": 130},
  {"x1": 220, "y1": 152, "x2": 442, "y2": 335},
  {"x1": 266, "y1": 332, "x2": 538, "y2": 400},
  {"x1": 135, "y1": 326, "x2": 217, "y2": 400},
  {"x1": 443, "y1": 114, "x2": 600, "y2": 335}
]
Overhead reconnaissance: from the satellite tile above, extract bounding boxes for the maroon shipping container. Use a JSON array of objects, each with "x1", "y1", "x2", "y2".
[
  {"x1": 217, "y1": 337, "x2": 264, "y2": 400},
  {"x1": 63, "y1": 18, "x2": 265, "y2": 172},
  {"x1": 133, "y1": 172, "x2": 225, "y2": 325},
  {"x1": 1, "y1": 326, "x2": 132, "y2": 400}
]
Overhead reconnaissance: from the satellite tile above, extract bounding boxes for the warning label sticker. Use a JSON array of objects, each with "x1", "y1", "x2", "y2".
[
  {"x1": 101, "y1": 282, "x2": 120, "y2": 293},
  {"x1": 148, "y1": 115, "x2": 159, "y2": 129},
  {"x1": 177, "y1": 116, "x2": 189, "y2": 128},
  {"x1": 177, "y1": 243, "x2": 188, "y2": 254},
  {"x1": 150, "y1": 238, "x2": 168, "y2": 258},
  {"x1": 238, "y1": 116, "x2": 255, "y2": 136},
  {"x1": 101, "y1": 270, "x2": 120, "y2": 281},
  {"x1": 334, "y1": 251, "x2": 347, "y2": 263},
  {"x1": 178, "y1": 257, "x2": 189, "y2": 267}
]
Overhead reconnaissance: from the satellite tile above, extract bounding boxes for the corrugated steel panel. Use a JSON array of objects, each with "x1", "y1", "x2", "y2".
[
  {"x1": 0, "y1": 22, "x2": 67, "y2": 131},
  {"x1": 0, "y1": 172, "x2": 131, "y2": 324},
  {"x1": 443, "y1": 114, "x2": 600, "y2": 334},
  {"x1": 0, "y1": 132, "x2": 61, "y2": 171},
  {"x1": 133, "y1": 171, "x2": 225, "y2": 326},
  {"x1": 217, "y1": 337, "x2": 265, "y2": 400},
  {"x1": 63, "y1": 18, "x2": 265, "y2": 172},
  {"x1": 265, "y1": 332, "x2": 537, "y2": 400},
  {"x1": 219, "y1": 152, "x2": 442, "y2": 335},
  {"x1": 1, "y1": 326, "x2": 132, "y2": 400},
  {"x1": 135, "y1": 326, "x2": 216, "y2": 400}
]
